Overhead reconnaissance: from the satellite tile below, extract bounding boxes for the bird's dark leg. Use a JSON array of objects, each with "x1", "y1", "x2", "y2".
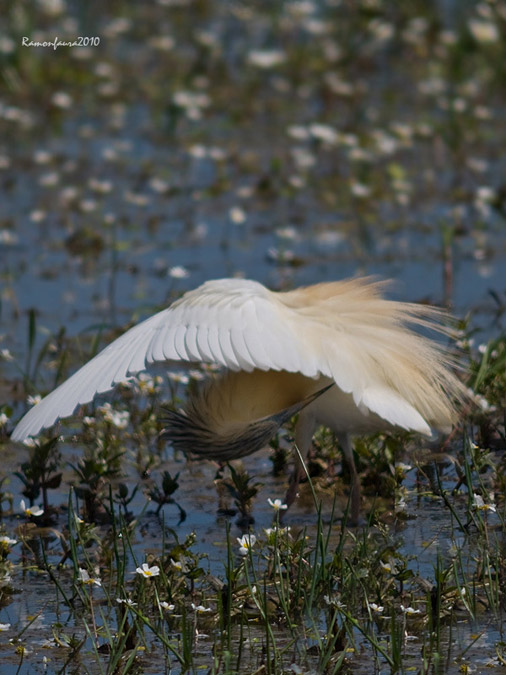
[{"x1": 338, "y1": 432, "x2": 361, "y2": 526}]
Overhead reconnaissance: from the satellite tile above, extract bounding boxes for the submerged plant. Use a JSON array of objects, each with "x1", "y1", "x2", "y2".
[
  {"x1": 220, "y1": 464, "x2": 262, "y2": 527},
  {"x1": 113, "y1": 482, "x2": 139, "y2": 520},
  {"x1": 70, "y1": 443, "x2": 124, "y2": 522},
  {"x1": 147, "y1": 470, "x2": 186, "y2": 521},
  {"x1": 14, "y1": 437, "x2": 62, "y2": 517}
]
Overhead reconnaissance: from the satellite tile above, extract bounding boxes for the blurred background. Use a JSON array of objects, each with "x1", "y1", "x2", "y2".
[{"x1": 1, "y1": 0, "x2": 506, "y2": 375}]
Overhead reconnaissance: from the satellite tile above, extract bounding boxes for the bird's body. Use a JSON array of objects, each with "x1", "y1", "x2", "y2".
[
  {"x1": 11, "y1": 277, "x2": 464, "y2": 521},
  {"x1": 164, "y1": 369, "x2": 438, "y2": 462}
]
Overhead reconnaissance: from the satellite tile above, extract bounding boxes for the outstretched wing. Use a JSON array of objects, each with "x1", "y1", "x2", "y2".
[
  {"x1": 11, "y1": 277, "x2": 461, "y2": 441},
  {"x1": 11, "y1": 279, "x2": 328, "y2": 440}
]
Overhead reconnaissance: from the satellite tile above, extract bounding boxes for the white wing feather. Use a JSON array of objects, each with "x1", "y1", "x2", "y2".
[
  {"x1": 359, "y1": 387, "x2": 431, "y2": 435},
  {"x1": 11, "y1": 280, "x2": 300, "y2": 439},
  {"x1": 11, "y1": 277, "x2": 447, "y2": 441}
]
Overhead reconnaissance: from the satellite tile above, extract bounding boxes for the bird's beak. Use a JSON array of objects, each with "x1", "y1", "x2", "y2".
[{"x1": 267, "y1": 382, "x2": 335, "y2": 427}]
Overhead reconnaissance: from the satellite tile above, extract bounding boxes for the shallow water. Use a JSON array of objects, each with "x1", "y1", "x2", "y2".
[{"x1": 1, "y1": 0, "x2": 506, "y2": 672}]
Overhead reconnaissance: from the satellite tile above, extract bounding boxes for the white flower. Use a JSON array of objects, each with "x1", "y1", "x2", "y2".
[
  {"x1": 350, "y1": 182, "x2": 371, "y2": 198},
  {"x1": 98, "y1": 403, "x2": 129, "y2": 429},
  {"x1": 324, "y1": 595, "x2": 346, "y2": 609},
  {"x1": 79, "y1": 199, "x2": 97, "y2": 214},
  {"x1": 267, "y1": 498, "x2": 288, "y2": 511},
  {"x1": 373, "y1": 130, "x2": 397, "y2": 155},
  {"x1": 247, "y1": 49, "x2": 286, "y2": 68},
  {"x1": 380, "y1": 560, "x2": 395, "y2": 573},
  {"x1": 370, "y1": 603, "x2": 384, "y2": 613},
  {"x1": 0, "y1": 349, "x2": 13, "y2": 361},
  {"x1": 339, "y1": 133, "x2": 358, "y2": 148},
  {"x1": 51, "y1": 92, "x2": 73, "y2": 109},
  {"x1": 160, "y1": 601, "x2": 175, "y2": 611},
  {"x1": 474, "y1": 105, "x2": 492, "y2": 120},
  {"x1": 0, "y1": 230, "x2": 17, "y2": 245},
  {"x1": 0, "y1": 36, "x2": 14, "y2": 54},
  {"x1": 167, "y1": 371, "x2": 189, "y2": 385},
  {"x1": 0, "y1": 536, "x2": 17, "y2": 547},
  {"x1": 0, "y1": 623, "x2": 10, "y2": 631},
  {"x1": 188, "y1": 144, "x2": 207, "y2": 159},
  {"x1": 27, "y1": 394, "x2": 42, "y2": 406},
  {"x1": 237, "y1": 534, "x2": 256, "y2": 556},
  {"x1": 475, "y1": 186, "x2": 496, "y2": 204},
  {"x1": 89, "y1": 178, "x2": 113, "y2": 194},
  {"x1": 110, "y1": 410, "x2": 129, "y2": 428},
  {"x1": 168, "y1": 265, "x2": 189, "y2": 279},
  {"x1": 275, "y1": 226, "x2": 298, "y2": 240},
  {"x1": 308, "y1": 123, "x2": 338, "y2": 145},
  {"x1": 173, "y1": 91, "x2": 210, "y2": 119},
  {"x1": 473, "y1": 494, "x2": 496, "y2": 513},
  {"x1": 116, "y1": 598, "x2": 137, "y2": 606},
  {"x1": 264, "y1": 526, "x2": 291, "y2": 538},
  {"x1": 136, "y1": 563, "x2": 160, "y2": 578},
  {"x1": 191, "y1": 603, "x2": 212, "y2": 613},
  {"x1": 78, "y1": 568, "x2": 102, "y2": 587},
  {"x1": 229, "y1": 206, "x2": 246, "y2": 224},
  {"x1": 173, "y1": 91, "x2": 210, "y2": 109},
  {"x1": 400, "y1": 605, "x2": 421, "y2": 615},
  {"x1": 33, "y1": 150, "x2": 52, "y2": 164},
  {"x1": 0, "y1": 413, "x2": 9, "y2": 426},
  {"x1": 60, "y1": 186, "x2": 79, "y2": 203},
  {"x1": 149, "y1": 177, "x2": 170, "y2": 193},
  {"x1": 20, "y1": 500, "x2": 44, "y2": 517},
  {"x1": 395, "y1": 497, "x2": 407, "y2": 513},
  {"x1": 39, "y1": 0, "x2": 65, "y2": 17},
  {"x1": 135, "y1": 373, "x2": 163, "y2": 395},
  {"x1": 468, "y1": 19, "x2": 499, "y2": 43},
  {"x1": 288, "y1": 176, "x2": 306, "y2": 190},
  {"x1": 372, "y1": 19, "x2": 395, "y2": 43},
  {"x1": 170, "y1": 559, "x2": 186, "y2": 572}
]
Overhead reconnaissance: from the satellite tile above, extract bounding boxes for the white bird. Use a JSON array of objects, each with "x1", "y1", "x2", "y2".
[{"x1": 12, "y1": 277, "x2": 464, "y2": 523}]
